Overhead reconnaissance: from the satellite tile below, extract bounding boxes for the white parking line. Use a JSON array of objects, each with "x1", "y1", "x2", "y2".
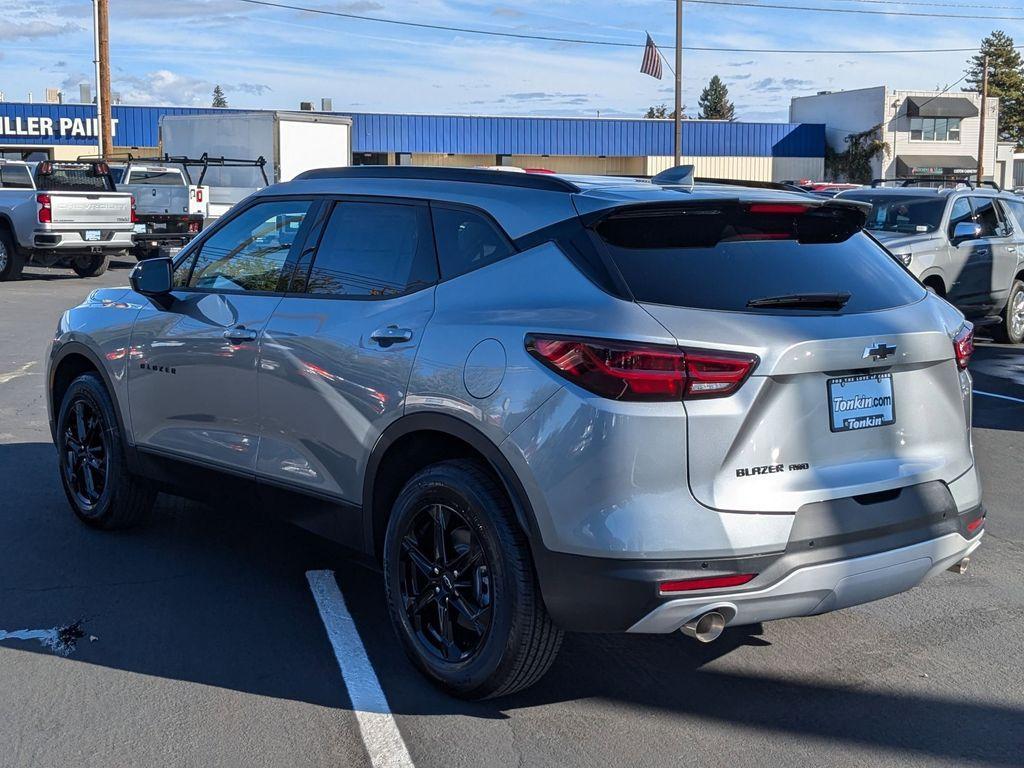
[
  {"x1": 0, "y1": 361, "x2": 36, "y2": 384},
  {"x1": 306, "y1": 570, "x2": 415, "y2": 768},
  {"x1": 975, "y1": 390, "x2": 1024, "y2": 405}
]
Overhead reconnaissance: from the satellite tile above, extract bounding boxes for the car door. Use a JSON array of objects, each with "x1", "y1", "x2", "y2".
[
  {"x1": 990, "y1": 198, "x2": 1022, "y2": 305},
  {"x1": 129, "y1": 197, "x2": 318, "y2": 473},
  {"x1": 944, "y1": 195, "x2": 981, "y2": 304},
  {"x1": 969, "y1": 196, "x2": 1015, "y2": 310},
  {"x1": 256, "y1": 197, "x2": 438, "y2": 505}
]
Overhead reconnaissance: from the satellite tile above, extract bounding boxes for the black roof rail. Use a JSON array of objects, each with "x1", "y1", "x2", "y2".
[
  {"x1": 292, "y1": 165, "x2": 581, "y2": 193},
  {"x1": 79, "y1": 152, "x2": 269, "y2": 186},
  {"x1": 694, "y1": 176, "x2": 808, "y2": 194},
  {"x1": 978, "y1": 180, "x2": 1002, "y2": 191}
]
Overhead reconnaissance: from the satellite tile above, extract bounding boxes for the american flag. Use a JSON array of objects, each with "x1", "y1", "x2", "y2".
[{"x1": 640, "y1": 34, "x2": 663, "y2": 80}]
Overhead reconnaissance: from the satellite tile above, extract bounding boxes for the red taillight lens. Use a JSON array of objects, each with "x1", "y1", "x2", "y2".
[
  {"x1": 130, "y1": 195, "x2": 137, "y2": 223},
  {"x1": 36, "y1": 193, "x2": 51, "y2": 224},
  {"x1": 953, "y1": 323, "x2": 974, "y2": 370},
  {"x1": 659, "y1": 573, "x2": 757, "y2": 594},
  {"x1": 196, "y1": 188, "x2": 204, "y2": 203},
  {"x1": 966, "y1": 515, "x2": 984, "y2": 533},
  {"x1": 525, "y1": 335, "x2": 757, "y2": 401}
]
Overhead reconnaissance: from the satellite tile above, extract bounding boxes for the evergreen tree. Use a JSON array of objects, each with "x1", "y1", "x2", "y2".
[
  {"x1": 697, "y1": 76, "x2": 735, "y2": 120},
  {"x1": 212, "y1": 85, "x2": 228, "y2": 108},
  {"x1": 643, "y1": 103, "x2": 684, "y2": 119},
  {"x1": 965, "y1": 31, "x2": 1024, "y2": 145}
]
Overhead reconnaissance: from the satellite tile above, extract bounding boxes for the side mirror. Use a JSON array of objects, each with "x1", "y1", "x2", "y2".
[
  {"x1": 952, "y1": 221, "x2": 982, "y2": 243},
  {"x1": 129, "y1": 256, "x2": 173, "y2": 297}
]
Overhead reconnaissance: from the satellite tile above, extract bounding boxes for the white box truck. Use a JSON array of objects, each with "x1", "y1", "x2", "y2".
[{"x1": 159, "y1": 111, "x2": 352, "y2": 222}]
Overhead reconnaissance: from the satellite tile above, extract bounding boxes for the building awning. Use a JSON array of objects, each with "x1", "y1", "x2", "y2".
[
  {"x1": 896, "y1": 155, "x2": 978, "y2": 177},
  {"x1": 904, "y1": 96, "x2": 978, "y2": 118}
]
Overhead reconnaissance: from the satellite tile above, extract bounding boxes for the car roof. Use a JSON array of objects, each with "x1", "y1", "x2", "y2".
[
  {"x1": 839, "y1": 186, "x2": 1005, "y2": 199},
  {"x1": 274, "y1": 166, "x2": 828, "y2": 239}
]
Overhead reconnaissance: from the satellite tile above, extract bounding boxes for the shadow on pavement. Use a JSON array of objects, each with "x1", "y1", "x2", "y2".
[{"x1": 1, "y1": 440, "x2": 1021, "y2": 766}]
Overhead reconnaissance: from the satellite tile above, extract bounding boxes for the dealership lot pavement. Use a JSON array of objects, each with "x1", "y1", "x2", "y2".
[{"x1": 1, "y1": 264, "x2": 1022, "y2": 768}]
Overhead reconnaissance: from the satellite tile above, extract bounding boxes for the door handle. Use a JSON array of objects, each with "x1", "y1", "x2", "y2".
[
  {"x1": 223, "y1": 325, "x2": 258, "y2": 343},
  {"x1": 370, "y1": 325, "x2": 414, "y2": 346}
]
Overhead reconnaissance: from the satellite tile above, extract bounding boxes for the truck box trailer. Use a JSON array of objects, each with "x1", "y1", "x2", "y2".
[{"x1": 159, "y1": 111, "x2": 352, "y2": 221}]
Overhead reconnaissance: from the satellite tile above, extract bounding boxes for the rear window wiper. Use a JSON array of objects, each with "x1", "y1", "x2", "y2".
[{"x1": 746, "y1": 292, "x2": 851, "y2": 310}]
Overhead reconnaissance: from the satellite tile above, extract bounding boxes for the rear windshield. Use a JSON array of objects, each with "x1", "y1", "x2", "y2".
[
  {"x1": 34, "y1": 164, "x2": 114, "y2": 192},
  {"x1": 595, "y1": 206, "x2": 925, "y2": 313},
  {"x1": 839, "y1": 192, "x2": 945, "y2": 234},
  {"x1": 125, "y1": 169, "x2": 183, "y2": 185}
]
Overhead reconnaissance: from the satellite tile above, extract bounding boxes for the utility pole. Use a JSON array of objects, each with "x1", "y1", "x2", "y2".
[
  {"x1": 674, "y1": 0, "x2": 682, "y2": 166},
  {"x1": 977, "y1": 54, "x2": 988, "y2": 183},
  {"x1": 96, "y1": 0, "x2": 113, "y2": 158}
]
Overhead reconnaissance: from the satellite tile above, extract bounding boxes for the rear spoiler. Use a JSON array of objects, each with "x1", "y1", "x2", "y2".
[{"x1": 581, "y1": 197, "x2": 871, "y2": 247}]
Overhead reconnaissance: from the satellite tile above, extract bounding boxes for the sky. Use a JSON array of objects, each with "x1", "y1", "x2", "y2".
[{"x1": 0, "y1": 0, "x2": 1020, "y2": 122}]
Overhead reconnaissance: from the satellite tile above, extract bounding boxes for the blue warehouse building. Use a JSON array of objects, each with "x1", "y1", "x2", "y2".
[{"x1": 0, "y1": 101, "x2": 825, "y2": 181}]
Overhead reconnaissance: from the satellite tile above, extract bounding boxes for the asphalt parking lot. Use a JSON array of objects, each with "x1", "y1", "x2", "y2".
[{"x1": 1, "y1": 262, "x2": 1022, "y2": 768}]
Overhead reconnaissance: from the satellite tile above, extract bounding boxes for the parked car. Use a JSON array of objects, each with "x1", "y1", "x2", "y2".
[
  {"x1": 110, "y1": 161, "x2": 208, "y2": 260},
  {"x1": 0, "y1": 159, "x2": 134, "y2": 281},
  {"x1": 838, "y1": 185, "x2": 1024, "y2": 343},
  {"x1": 47, "y1": 167, "x2": 985, "y2": 699}
]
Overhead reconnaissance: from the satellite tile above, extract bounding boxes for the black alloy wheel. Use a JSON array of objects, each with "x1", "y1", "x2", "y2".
[
  {"x1": 60, "y1": 397, "x2": 110, "y2": 512},
  {"x1": 383, "y1": 460, "x2": 563, "y2": 699},
  {"x1": 56, "y1": 372, "x2": 156, "y2": 528},
  {"x1": 398, "y1": 502, "x2": 492, "y2": 663}
]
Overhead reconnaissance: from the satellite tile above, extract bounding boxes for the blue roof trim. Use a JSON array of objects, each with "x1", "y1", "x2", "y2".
[{"x1": 0, "y1": 103, "x2": 824, "y2": 158}]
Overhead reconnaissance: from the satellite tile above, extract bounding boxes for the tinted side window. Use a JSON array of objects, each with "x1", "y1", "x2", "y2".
[
  {"x1": 948, "y1": 197, "x2": 973, "y2": 239},
  {"x1": 971, "y1": 197, "x2": 1004, "y2": 238},
  {"x1": 189, "y1": 199, "x2": 312, "y2": 292},
  {"x1": 0, "y1": 165, "x2": 33, "y2": 189},
  {"x1": 1002, "y1": 198, "x2": 1024, "y2": 232},
  {"x1": 305, "y1": 202, "x2": 437, "y2": 297},
  {"x1": 432, "y1": 206, "x2": 514, "y2": 279}
]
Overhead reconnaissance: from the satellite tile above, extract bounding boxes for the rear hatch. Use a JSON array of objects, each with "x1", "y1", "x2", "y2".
[{"x1": 591, "y1": 197, "x2": 974, "y2": 512}]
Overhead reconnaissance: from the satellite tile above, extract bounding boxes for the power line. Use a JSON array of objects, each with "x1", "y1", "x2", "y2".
[
  {"x1": 233, "y1": 0, "x2": 1018, "y2": 55},
  {"x1": 817, "y1": 0, "x2": 1024, "y2": 9},
  {"x1": 684, "y1": 0, "x2": 1024, "y2": 21}
]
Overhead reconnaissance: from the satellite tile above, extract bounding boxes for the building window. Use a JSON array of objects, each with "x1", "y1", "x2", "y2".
[{"x1": 909, "y1": 117, "x2": 961, "y2": 142}]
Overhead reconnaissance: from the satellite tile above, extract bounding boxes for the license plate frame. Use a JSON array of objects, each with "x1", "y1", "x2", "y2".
[
  {"x1": 84, "y1": 229, "x2": 102, "y2": 242},
  {"x1": 827, "y1": 373, "x2": 896, "y2": 433}
]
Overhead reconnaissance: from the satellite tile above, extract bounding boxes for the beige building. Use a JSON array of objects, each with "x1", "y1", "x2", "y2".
[{"x1": 790, "y1": 86, "x2": 1001, "y2": 185}]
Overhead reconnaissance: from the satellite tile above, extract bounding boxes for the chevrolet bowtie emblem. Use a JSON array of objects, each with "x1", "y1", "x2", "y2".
[{"x1": 864, "y1": 342, "x2": 897, "y2": 360}]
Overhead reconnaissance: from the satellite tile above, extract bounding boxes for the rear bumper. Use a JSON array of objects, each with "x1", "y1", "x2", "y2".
[
  {"x1": 32, "y1": 228, "x2": 134, "y2": 250},
  {"x1": 627, "y1": 530, "x2": 982, "y2": 632},
  {"x1": 531, "y1": 480, "x2": 984, "y2": 633}
]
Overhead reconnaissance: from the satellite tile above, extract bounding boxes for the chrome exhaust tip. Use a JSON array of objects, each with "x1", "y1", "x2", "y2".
[
  {"x1": 948, "y1": 556, "x2": 970, "y2": 575},
  {"x1": 680, "y1": 610, "x2": 726, "y2": 643}
]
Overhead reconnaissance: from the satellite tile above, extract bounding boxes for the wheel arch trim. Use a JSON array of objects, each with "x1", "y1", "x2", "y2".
[
  {"x1": 362, "y1": 412, "x2": 540, "y2": 556},
  {"x1": 49, "y1": 341, "x2": 130, "y2": 448}
]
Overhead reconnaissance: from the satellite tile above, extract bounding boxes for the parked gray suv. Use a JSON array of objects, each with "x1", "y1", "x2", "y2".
[
  {"x1": 47, "y1": 167, "x2": 985, "y2": 698},
  {"x1": 838, "y1": 185, "x2": 1024, "y2": 343}
]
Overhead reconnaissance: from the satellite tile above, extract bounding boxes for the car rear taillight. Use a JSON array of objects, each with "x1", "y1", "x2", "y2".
[
  {"x1": 130, "y1": 195, "x2": 137, "y2": 224},
  {"x1": 525, "y1": 335, "x2": 757, "y2": 401},
  {"x1": 659, "y1": 573, "x2": 757, "y2": 594},
  {"x1": 36, "y1": 193, "x2": 52, "y2": 224},
  {"x1": 953, "y1": 323, "x2": 974, "y2": 370},
  {"x1": 195, "y1": 188, "x2": 204, "y2": 203}
]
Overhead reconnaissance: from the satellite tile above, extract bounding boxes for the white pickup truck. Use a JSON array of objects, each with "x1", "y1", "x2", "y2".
[
  {"x1": 0, "y1": 160, "x2": 134, "y2": 281},
  {"x1": 110, "y1": 162, "x2": 208, "y2": 259}
]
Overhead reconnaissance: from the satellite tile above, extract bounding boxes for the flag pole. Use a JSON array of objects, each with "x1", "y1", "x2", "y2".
[{"x1": 674, "y1": 0, "x2": 682, "y2": 166}]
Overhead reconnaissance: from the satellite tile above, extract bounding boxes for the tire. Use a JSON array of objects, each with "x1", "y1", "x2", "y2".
[
  {"x1": 56, "y1": 372, "x2": 155, "y2": 529},
  {"x1": 70, "y1": 254, "x2": 109, "y2": 278},
  {"x1": 993, "y1": 279, "x2": 1024, "y2": 344},
  {"x1": 383, "y1": 459, "x2": 563, "y2": 699},
  {"x1": 0, "y1": 228, "x2": 24, "y2": 282}
]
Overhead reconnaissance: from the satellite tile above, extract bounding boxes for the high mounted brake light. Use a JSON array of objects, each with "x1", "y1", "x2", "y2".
[
  {"x1": 746, "y1": 203, "x2": 810, "y2": 215},
  {"x1": 525, "y1": 335, "x2": 758, "y2": 402}
]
